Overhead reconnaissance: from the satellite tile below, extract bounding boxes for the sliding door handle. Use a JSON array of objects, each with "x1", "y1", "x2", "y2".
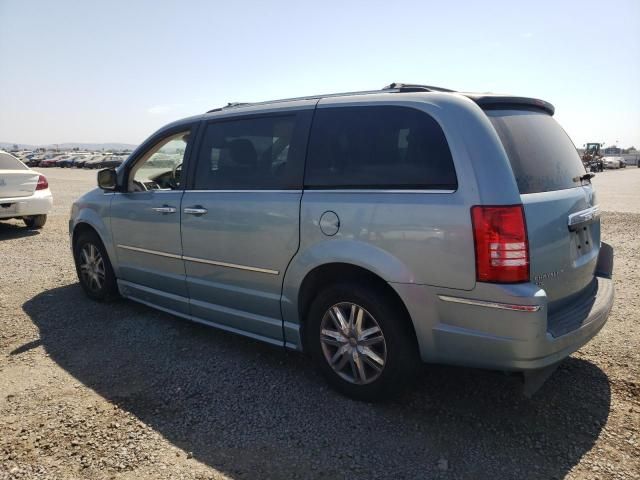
[
  {"x1": 152, "y1": 206, "x2": 177, "y2": 214},
  {"x1": 183, "y1": 207, "x2": 208, "y2": 215}
]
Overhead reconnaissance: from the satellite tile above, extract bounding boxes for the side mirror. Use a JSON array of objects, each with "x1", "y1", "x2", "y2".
[{"x1": 97, "y1": 168, "x2": 118, "y2": 191}]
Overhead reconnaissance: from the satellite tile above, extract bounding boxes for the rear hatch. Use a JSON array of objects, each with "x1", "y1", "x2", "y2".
[
  {"x1": 486, "y1": 109, "x2": 599, "y2": 312},
  {"x1": 0, "y1": 152, "x2": 39, "y2": 198}
]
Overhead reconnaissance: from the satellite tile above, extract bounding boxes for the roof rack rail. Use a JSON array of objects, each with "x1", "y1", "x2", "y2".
[
  {"x1": 205, "y1": 102, "x2": 251, "y2": 113},
  {"x1": 224, "y1": 102, "x2": 250, "y2": 109},
  {"x1": 206, "y1": 83, "x2": 454, "y2": 113},
  {"x1": 382, "y1": 82, "x2": 455, "y2": 93}
]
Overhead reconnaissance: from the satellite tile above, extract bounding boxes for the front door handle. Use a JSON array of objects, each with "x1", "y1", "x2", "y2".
[
  {"x1": 152, "y1": 205, "x2": 177, "y2": 214},
  {"x1": 183, "y1": 207, "x2": 208, "y2": 215}
]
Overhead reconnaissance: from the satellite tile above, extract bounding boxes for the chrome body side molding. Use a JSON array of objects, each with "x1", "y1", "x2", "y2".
[
  {"x1": 116, "y1": 244, "x2": 279, "y2": 275},
  {"x1": 438, "y1": 295, "x2": 542, "y2": 312}
]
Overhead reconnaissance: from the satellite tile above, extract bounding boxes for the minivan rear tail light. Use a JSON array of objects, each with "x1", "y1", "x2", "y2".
[
  {"x1": 36, "y1": 174, "x2": 48, "y2": 190},
  {"x1": 471, "y1": 205, "x2": 529, "y2": 283}
]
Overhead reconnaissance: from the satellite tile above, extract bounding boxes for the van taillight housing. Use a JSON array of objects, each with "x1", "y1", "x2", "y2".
[
  {"x1": 35, "y1": 175, "x2": 48, "y2": 190},
  {"x1": 471, "y1": 205, "x2": 529, "y2": 283}
]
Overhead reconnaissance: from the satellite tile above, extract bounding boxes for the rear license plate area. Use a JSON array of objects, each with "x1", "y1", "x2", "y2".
[
  {"x1": 571, "y1": 225, "x2": 595, "y2": 258},
  {"x1": 1, "y1": 202, "x2": 17, "y2": 214}
]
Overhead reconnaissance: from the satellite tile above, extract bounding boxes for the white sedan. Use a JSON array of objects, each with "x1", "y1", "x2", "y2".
[
  {"x1": 603, "y1": 156, "x2": 623, "y2": 169},
  {"x1": 0, "y1": 151, "x2": 53, "y2": 229}
]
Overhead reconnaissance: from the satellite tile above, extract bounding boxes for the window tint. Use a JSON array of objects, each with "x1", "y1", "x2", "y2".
[
  {"x1": 193, "y1": 115, "x2": 302, "y2": 190},
  {"x1": 304, "y1": 106, "x2": 456, "y2": 189},
  {"x1": 488, "y1": 110, "x2": 586, "y2": 194},
  {"x1": 0, "y1": 152, "x2": 28, "y2": 170}
]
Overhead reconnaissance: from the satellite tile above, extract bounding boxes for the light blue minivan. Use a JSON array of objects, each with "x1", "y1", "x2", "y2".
[{"x1": 70, "y1": 84, "x2": 614, "y2": 400}]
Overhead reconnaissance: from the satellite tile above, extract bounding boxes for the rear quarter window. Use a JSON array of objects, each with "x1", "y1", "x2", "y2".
[
  {"x1": 305, "y1": 106, "x2": 457, "y2": 190},
  {"x1": 488, "y1": 110, "x2": 586, "y2": 194}
]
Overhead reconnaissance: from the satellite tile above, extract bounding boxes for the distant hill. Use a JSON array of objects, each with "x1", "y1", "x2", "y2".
[{"x1": 0, "y1": 142, "x2": 138, "y2": 151}]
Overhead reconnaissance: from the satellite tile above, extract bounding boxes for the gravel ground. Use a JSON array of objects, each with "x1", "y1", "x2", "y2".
[{"x1": 1, "y1": 168, "x2": 639, "y2": 480}]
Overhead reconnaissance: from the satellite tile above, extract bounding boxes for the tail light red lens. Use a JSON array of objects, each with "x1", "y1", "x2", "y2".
[
  {"x1": 471, "y1": 205, "x2": 529, "y2": 283},
  {"x1": 36, "y1": 174, "x2": 48, "y2": 190}
]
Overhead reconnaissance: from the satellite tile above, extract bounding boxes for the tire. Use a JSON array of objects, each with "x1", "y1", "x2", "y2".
[
  {"x1": 305, "y1": 282, "x2": 419, "y2": 401},
  {"x1": 23, "y1": 214, "x2": 47, "y2": 229},
  {"x1": 73, "y1": 230, "x2": 118, "y2": 301}
]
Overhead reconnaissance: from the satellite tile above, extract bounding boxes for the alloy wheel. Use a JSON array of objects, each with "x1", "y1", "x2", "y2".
[
  {"x1": 79, "y1": 243, "x2": 106, "y2": 293},
  {"x1": 319, "y1": 302, "x2": 387, "y2": 385}
]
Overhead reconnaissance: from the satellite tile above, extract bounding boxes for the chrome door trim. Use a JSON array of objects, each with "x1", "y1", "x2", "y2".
[
  {"x1": 184, "y1": 189, "x2": 302, "y2": 194},
  {"x1": 438, "y1": 295, "x2": 542, "y2": 312},
  {"x1": 117, "y1": 244, "x2": 182, "y2": 260},
  {"x1": 117, "y1": 244, "x2": 279, "y2": 275},
  {"x1": 125, "y1": 188, "x2": 452, "y2": 194},
  {"x1": 304, "y1": 189, "x2": 456, "y2": 194},
  {"x1": 113, "y1": 189, "x2": 183, "y2": 195},
  {"x1": 182, "y1": 256, "x2": 279, "y2": 275}
]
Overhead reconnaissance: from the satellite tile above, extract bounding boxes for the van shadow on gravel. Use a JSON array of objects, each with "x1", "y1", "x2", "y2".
[{"x1": 22, "y1": 284, "x2": 611, "y2": 479}]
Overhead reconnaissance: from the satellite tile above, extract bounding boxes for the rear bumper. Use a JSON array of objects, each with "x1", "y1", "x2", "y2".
[
  {"x1": 391, "y1": 244, "x2": 614, "y2": 371},
  {"x1": 0, "y1": 190, "x2": 53, "y2": 219},
  {"x1": 489, "y1": 275, "x2": 613, "y2": 370}
]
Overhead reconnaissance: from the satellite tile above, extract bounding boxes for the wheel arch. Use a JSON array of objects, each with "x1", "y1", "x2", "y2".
[
  {"x1": 294, "y1": 262, "x2": 419, "y2": 354},
  {"x1": 71, "y1": 215, "x2": 118, "y2": 276},
  {"x1": 72, "y1": 221, "x2": 100, "y2": 246}
]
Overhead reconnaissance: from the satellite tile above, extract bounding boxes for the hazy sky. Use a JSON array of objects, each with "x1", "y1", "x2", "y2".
[{"x1": 1, "y1": 0, "x2": 639, "y2": 148}]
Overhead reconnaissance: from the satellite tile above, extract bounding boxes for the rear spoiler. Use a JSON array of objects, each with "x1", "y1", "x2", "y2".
[{"x1": 463, "y1": 93, "x2": 555, "y2": 116}]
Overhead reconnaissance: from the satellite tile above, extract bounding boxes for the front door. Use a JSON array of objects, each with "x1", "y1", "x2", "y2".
[
  {"x1": 180, "y1": 107, "x2": 313, "y2": 344},
  {"x1": 111, "y1": 128, "x2": 193, "y2": 315}
]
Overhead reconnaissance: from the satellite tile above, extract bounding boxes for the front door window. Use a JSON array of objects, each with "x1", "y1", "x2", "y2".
[{"x1": 129, "y1": 132, "x2": 190, "y2": 191}]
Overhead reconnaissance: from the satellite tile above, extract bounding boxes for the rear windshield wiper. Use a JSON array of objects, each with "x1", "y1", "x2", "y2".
[{"x1": 574, "y1": 172, "x2": 595, "y2": 183}]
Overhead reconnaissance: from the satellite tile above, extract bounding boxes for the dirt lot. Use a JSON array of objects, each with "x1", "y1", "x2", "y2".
[{"x1": 1, "y1": 168, "x2": 639, "y2": 480}]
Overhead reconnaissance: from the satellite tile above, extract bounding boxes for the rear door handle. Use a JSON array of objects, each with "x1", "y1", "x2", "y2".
[
  {"x1": 183, "y1": 207, "x2": 208, "y2": 215},
  {"x1": 152, "y1": 205, "x2": 177, "y2": 214}
]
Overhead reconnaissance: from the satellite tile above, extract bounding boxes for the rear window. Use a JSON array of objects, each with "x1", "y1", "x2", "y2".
[
  {"x1": 305, "y1": 106, "x2": 457, "y2": 190},
  {"x1": 0, "y1": 152, "x2": 28, "y2": 170},
  {"x1": 488, "y1": 110, "x2": 586, "y2": 194}
]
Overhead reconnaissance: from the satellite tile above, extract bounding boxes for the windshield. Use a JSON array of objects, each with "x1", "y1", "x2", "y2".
[{"x1": 488, "y1": 110, "x2": 586, "y2": 194}]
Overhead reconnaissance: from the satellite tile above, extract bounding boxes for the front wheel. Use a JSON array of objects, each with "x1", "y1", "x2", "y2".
[
  {"x1": 73, "y1": 230, "x2": 118, "y2": 301},
  {"x1": 306, "y1": 282, "x2": 419, "y2": 401},
  {"x1": 23, "y1": 214, "x2": 47, "y2": 229}
]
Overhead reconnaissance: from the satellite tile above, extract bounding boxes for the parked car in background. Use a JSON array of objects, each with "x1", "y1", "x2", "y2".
[
  {"x1": 40, "y1": 155, "x2": 70, "y2": 167},
  {"x1": 55, "y1": 156, "x2": 71, "y2": 167},
  {"x1": 56, "y1": 156, "x2": 77, "y2": 167},
  {"x1": 58, "y1": 155, "x2": 89, "y2": 168},
  {"x1": 74, "y1": 156, "x2": 95, "y2": 168},
  {"x1": 0, "y1": 151, "x2": 52, "y2": 229},
  {"x1": 38, "y1": 157, "x2": 55, "y2": 167},
  {"x1": 78, "y1": 155, "x2": 104, "y2": 168},
  {"x1": 70, "y1": 84, "x2": 614, "y2": 400},
  {"x1": 96, "y1": 155, "x2": 126, "y2": 169},
  {"x1": 25, "y1": 155, "x2": 45, "y2": 167},
  {"x1": 83, "y1": 156, "x2": 107, "y2": 169},
  {"x1": 603, "y1": 156, "x2": 624, "y2": 169}
]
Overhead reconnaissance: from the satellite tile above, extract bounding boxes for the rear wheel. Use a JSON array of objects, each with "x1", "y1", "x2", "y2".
[
  {"x1": 23, "y1": 214, "x2": 47, "y2": 229},
  {"x1": 73, "y1": 230, "x2": 118, "y2": 301},
  {"x1": 306, "y1": 282, "x2": 419, "y2": 401}
]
